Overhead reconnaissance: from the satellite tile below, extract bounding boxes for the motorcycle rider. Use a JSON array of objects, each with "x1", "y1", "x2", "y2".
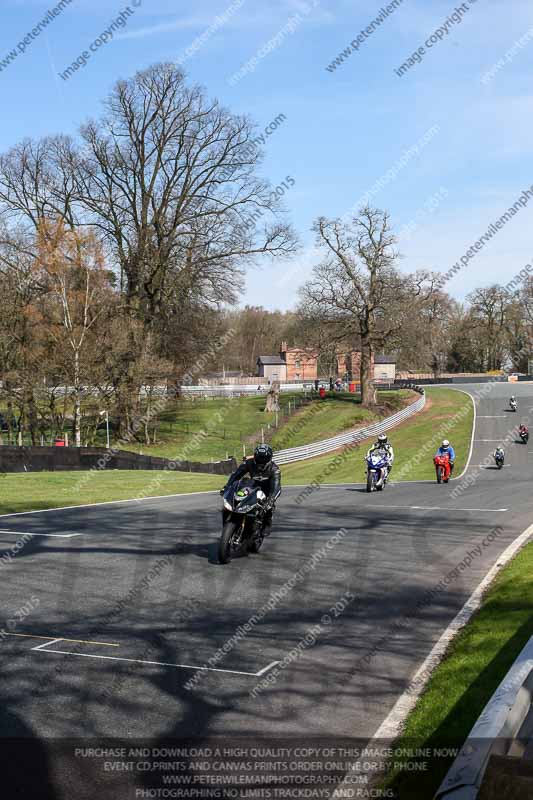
[
  {"x1": 494, "y1": 446, "x2": 505, "y2": 465},
  {"x1": 510, "y1": 395, "x2": 517, "y2": 410},
  {"x1": 222, "y1": 444, "x2": 281, "y2": 537},
  {"x1": 436, "y1": 439, "x2": 456, "y2": 475},
  {"x1": 367, "y1": 433, "x2": 395, "y2": 477},
  {"x1": 519, "y1": 422, "x2": 529, "y2": 439}
]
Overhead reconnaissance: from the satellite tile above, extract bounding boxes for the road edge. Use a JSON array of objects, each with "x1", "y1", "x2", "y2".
[{"x1": 372, "y1": 520, "x2": 533, "y2": 741}]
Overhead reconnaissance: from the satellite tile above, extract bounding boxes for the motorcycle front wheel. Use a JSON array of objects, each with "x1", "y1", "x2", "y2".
[
  {"x1": 248, "y1": 533, "x2": 264, "y2": 554},
  {"x1": 366, "y1": 471, "x2": 374, "y2": 492},
  {"x1": 218, "y1": 519, "x2": 243, "y2": 564},
  {"x1": 436, "y1": 466, "x2": 442, "y2": 484}
]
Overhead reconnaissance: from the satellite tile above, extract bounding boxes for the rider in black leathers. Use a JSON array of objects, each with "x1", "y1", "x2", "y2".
[{"x1": 222, "y1": 444, "x2": 281, "y2": 536}]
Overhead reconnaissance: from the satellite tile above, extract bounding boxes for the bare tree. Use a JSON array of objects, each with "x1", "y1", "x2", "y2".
[
  {"x1": 299, "y1": 207, "x2": 432, "y2": 405},
  {"x1": 0, "y1": 63, "x2": 298, "y2": 433}
]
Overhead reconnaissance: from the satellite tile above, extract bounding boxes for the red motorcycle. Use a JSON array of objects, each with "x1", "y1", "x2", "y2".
[{"x1": 434, "y1": 453, "x2": 451, "y2": 484}]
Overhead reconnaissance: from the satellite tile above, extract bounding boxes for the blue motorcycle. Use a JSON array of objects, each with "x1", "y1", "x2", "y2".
[{"x1": 366, "y1": 449, "x2": 390, "y2": 492}]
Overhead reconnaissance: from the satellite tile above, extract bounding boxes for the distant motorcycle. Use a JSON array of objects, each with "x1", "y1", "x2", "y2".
[
  {"x1": 434, "y1": 453, "x2": 451, "y2": 484},
  {"x1": 219, "y1": 479, "x2": 268, "y2": 564},
  {"x1": 366, "y1": 449, "x2": 390, "y2": 492},
  {"x1": 519, "y1": 426, "x2": 529, "y2": 444},
  {"x1": 494, "y1": 448, "x2": 505, "y2": 469},
  {"x1": 510, "y1": 399, "x2": 517, "y2": 412}
]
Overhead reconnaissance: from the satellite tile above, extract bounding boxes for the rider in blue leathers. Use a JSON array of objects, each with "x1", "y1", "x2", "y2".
[{"x1": 436, "y1": 439, "x2": 455, "y2": 474}]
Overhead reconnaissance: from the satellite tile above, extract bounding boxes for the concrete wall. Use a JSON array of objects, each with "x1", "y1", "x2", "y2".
[{"x1": 0, "y1": 446, "x2": 237, "y2": 475}]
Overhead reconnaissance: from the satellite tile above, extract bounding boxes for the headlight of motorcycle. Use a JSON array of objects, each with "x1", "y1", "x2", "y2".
[
  {"x1": 223, "y1": 499, "x2": 233, "y2": 511},
  {"x1": 256, "y1": 490, "x2": 266, "y2": 501}
]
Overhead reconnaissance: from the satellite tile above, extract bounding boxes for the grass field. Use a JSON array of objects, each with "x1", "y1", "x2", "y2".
[
  {"x1": 384, "y1": 539, "x2": 533, "y2": 799},
  {"x1": 282, "y1": 387, "x2": 474, "y2": 485},
  {"x1": 118, "y1": 390, "x2": 410, "y2": 461},
  {"x1": 269, "y1": 391, "x2": 410, "y2": 450},
  {"x1": 117, "y1": 393, "x2": 305, "y2": 461},
  {"x1": 0, "y1": 471, "x2": 221, "y2": 515},
  {"x1": 0, "y1": 388, "x2": 471, "y2": 514}
]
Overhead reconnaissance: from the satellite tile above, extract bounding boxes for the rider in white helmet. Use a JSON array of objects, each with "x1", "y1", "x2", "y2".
[
  {"x1": 436, "y1": 439, "x2": 455, "y2": 473},
  {"x1": 367, "y1": 433, "x2": 395, "y2": 475}
]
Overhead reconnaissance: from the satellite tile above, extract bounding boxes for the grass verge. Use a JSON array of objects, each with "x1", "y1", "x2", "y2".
[
  {"x1": 281, "y1": 387, "x2": 474, "y2": 485},
  {"x1": 0, "y1": 471, "x2": 221, "y2": 515},
  {"x1": 270, "y1": 391, "x2": 410, "y2": 450},
  {"x1": 383, "y1": 538, "x2": 533, "y2": 799},
  {"x1": 0, "y1": 388, "x2": 471, "y2": 514}
]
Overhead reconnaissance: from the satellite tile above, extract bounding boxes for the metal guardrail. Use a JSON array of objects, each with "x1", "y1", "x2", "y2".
[
  {"x1": 435, "y1": 635, "x2": 533, "y2": 799},
  {"x1": 273, "y1": 389, "x2": 425, "y2": 465}
]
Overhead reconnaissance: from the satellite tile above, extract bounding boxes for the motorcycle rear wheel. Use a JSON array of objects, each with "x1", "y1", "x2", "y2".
[{"x1": 219, "y1": 519, "x2": 243, "y2": 564}]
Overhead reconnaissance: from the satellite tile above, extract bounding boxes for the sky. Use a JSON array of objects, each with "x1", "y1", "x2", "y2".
[{"x1": 1, "y1": 0, "x2": 532, "y2": 311}]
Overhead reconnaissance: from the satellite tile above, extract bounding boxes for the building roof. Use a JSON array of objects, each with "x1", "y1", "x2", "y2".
[
  {"x1": 257, "y1": 355, "x2": 286, "y2": 366},
  {"x1": 375, "y1": 355, "x2": 397, "y2": 364}
]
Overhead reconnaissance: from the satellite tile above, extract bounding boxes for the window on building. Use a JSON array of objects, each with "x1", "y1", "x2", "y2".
[{"x1": 295, "y1": 359, "x2": 301, "y2": 369}]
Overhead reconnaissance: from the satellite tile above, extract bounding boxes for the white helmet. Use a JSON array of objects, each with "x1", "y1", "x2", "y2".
[{"x1": 442, "y1": 439, "x2": 450, "y2": 448}]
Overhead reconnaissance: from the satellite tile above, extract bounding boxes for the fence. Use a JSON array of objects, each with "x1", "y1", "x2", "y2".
[
  {"x1": 273, "y1": 388, "x2": 425, "y2": 464},
  {"x1": 0, "y1": 446, "x2": 236, "y2": 475}
]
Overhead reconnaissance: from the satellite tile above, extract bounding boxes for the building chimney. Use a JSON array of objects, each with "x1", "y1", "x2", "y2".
[{"x1": 280, "y1": 341, "x2": 288, "y2": 354}]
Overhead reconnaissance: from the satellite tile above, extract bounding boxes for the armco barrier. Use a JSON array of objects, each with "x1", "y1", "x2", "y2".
[
  {"x1": 435, "y1": 636, "x2": 533, "y2": 799},
  {"x1": 273, "y1": 389, "x2": 425, "y2": 465},
  {"x1": 0, "y1": 446, "x2": 237, "y2": 475}
]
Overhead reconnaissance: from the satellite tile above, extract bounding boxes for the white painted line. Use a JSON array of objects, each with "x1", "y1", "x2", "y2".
[
  {"x1": 471, "y1": 465, "x2": 511, "y2": 469},
  {"x1": 373, "y1": 521, "x2": 533, "y2": 742},
  {"x1": 0, "y1": 529, "x2": 82, "y2": 538},
  {"x1": 451, "y1": 388, "x2": 476, "y2": 482},
  {"x1": 474, "y1": 439, "x2": 510, "y2": 442},
  {"x1": 34, "y1": 646, "x2": 280, "y2": 677},
  {"x1": 256, "y1": 661, "x2": 281, "y2": 677},
  {"x1": 477, "y1": 415, "x2": 507, "y2": 418},
  {"x1": 32, "y1": 638, "x2": 63, "y2": 651},
  {"x1": 0, "y1": 490, "x2": 220, "y2": 520},
  {"x1": 7, "y1": 632, "x2": 118, "y2": 647},
  {"x1": 364, "y1": 505, "x2": 508, "y2": 513}
]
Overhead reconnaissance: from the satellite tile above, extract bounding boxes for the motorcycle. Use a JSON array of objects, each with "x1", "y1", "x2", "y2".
[
  {"x1": 494, "y1": 449, "x2": 505, "y2": 469},
  {"x1": 219, "y1": 479, "x2": 268, "y2": 564},
  {"x1": 366, "y1": 449, "x2": 390, "y2": 492},
  {"x1": 434, "y1": 453, "x2": 451, "y2": 483},
  {"x1": 519, "y1": 427, "x2": 529, "y2": 444},
  {"x1": 510, "y1": 399, "x2": 517, "y2": 412}
]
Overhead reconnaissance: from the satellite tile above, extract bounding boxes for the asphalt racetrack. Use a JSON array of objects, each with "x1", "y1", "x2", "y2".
[{"x1": 1, "y1": 383, "x2": 532, "y2": 798}]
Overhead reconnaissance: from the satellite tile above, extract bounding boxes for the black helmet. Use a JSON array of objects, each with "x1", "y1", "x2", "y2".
[{"x1": 254, "y1": 444, "x2": 273, "y2": 470}]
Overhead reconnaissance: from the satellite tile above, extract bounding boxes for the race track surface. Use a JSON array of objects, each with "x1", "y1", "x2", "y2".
[{"x1": 1, "y1": 383, "x2": 532, "y2": 797}]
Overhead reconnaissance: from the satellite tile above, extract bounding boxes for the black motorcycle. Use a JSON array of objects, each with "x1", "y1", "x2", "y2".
[
  {"x1": 494, "y1": 449, "x2": 505, "y2": 469},
  {"x1": 219, "y1": 479, "x2": 268, "y2": 564}
]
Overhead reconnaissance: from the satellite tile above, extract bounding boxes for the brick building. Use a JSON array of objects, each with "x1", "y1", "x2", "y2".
[
  {"x1": 336, "y1": 351, "x2": 396, "y2": 382},
  {"x1": 257, "y1": 342, "x2": 318, "y2": 382}
]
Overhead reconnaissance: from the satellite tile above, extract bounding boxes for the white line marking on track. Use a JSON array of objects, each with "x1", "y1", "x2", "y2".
[
  {"x1": 15, "y1": 634, "x2": 119, "y2": 647},
  {"x1": 33, "y1": 645, "x2": 280, "y2": 677},
  {"x1": 373, "y1": 521, "x2": 533, "y2": 742},
  {"x1": 452, "y1": 388, "x2": 476, "y2": 481},
  {"x1": 32, "y1": 638, "x2": 63, "y2": 651},
  {"x1": 363, "y1": 505, "x2": 508, "y2": 513},
  {"x1": 0, "y1": 529, "x2": 82, "y2": 538},
  {"x1": 471, "y1": 465, "x2": 511, "y2": 469},
  {"x1": 0, "y1": 490, "x2": 219, "y2": 520},
  {"x1": 477, "y1": 415, "x2": 507, "y2": 418}
]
